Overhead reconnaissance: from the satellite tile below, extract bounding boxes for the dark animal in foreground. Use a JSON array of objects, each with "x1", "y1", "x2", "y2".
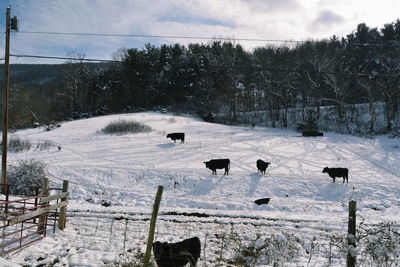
[
  {"x1": 254, "y1": 198, "x2": 271, "y2": 205},
  {"x1": 153, "y1": 237, "x2": 201, "y2": 267},
  {"x1": 204, "y1": 159, "x2": 230, "y2": 175},
  {"x1": 167, "y1": 133, "x2": 185, "y2": 143},
  {"x1": 322, "y1": 167, "x2": 349, "y2": 183},
  {"x1": 256, "y1": 159, "x2": 271, "y2": 174}
]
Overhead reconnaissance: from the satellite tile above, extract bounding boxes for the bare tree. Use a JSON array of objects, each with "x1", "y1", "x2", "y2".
[
  {"x1": 323, "y1": 62, "x2": 353, "y2": 133},
  {"x1": 378, "y1": 46, "x2": 400, "y2": 131},
  {"x1": 62, "y1": 51, "x2": 92, "y2": 117},
  {"x1": 304, "y1": 51, "x2": 335, "y2": 119}
]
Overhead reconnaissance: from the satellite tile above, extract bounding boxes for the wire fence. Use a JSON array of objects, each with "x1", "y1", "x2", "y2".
[
  {"x1": 61, "y1": 209, "x2": 350, "y2": 266},
  {"x1": 94, "y1": 212, "x2": 400, "y2": 266}
]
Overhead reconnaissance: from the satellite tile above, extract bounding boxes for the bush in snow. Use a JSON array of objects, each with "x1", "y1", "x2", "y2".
[
  {"x1": 4, "y1": 136, "x2": 32, "y2": 152},
  {"x1": 323, "y1": 232, "x2": 347, "y2": 266},
  {"x1": 36, "y1": 140, "x2": 56, "y2": 151},
  {"x1": 226, "y1": 231, "x2": 303, "y2": 266},
  {"x1": 320, "y1": 222, "x2": 400, "y2": 266},
  {"x1": 101, "y1": 120, "x2": 152, "y2": 135},
  {"x1": 7, "y1": 159, "x2": 48, "y2": 195},
  {"x1": 358, "y1": 222, "x2": 400, "y2": 266}
]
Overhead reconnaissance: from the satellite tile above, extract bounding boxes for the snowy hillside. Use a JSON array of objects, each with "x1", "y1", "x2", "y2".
[{"x1": 3, "y1": 112, "x2": 400, "y2": 266}]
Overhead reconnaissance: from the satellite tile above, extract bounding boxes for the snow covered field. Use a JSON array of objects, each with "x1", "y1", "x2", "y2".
[{"x1": 2, "y1": 112, "x2": 400, "y2": 266}]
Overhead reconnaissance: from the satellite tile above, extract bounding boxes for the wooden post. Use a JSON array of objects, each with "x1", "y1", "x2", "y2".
[
  {"x1": 58, "y1": 180, "x2": 69, "y2": 230},
  {"x1": 347, "y1": 200, "x2": 357, "y2": 267},
  {"x1": 1, "y1": 7, "x2": 11, "y2": 195},
  {"x1": 143, "y1": 185, "x2": 164, "y2": 267},
  {"x1": 37, "y1": 178, "x2": 49, "y2": 234}
]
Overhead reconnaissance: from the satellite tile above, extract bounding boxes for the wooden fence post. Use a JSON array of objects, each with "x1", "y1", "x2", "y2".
[
  {"x1": 347, "y1": 200, "x2": 357, "y2": 267},
  {"x1": 58, "y1": 180, "x2": 69, "y2": 230},
  {"x1": 38, "y1": 178, "x2": 49, "y2": 234},
  {"x1": 143, "y1": 185, "x2": 164, "y2": 267}
]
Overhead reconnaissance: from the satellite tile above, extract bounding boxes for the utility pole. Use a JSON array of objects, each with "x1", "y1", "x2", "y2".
[{"x1": 2, "y1": 6, "x2": 18, "y2": 194}]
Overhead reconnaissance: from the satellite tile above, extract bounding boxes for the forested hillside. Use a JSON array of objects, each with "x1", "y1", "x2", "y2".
[
  {"x1": 1, "y1": 21, "x2": 400, "y2": 134},
  {"x1": 0, "y1": 63, "x2": 108, "y2": 128}
]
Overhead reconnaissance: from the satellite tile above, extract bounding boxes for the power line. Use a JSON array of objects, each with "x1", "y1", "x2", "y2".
[
  {"x1": 16, "y1": 30, "x2": 312, "y2": 44},
  {"x1": 10, "y1": 54, "x2": 120, "y2": 63},
  {"x1": 15, "y1": 30, "x2": 400, "y2": 47}
]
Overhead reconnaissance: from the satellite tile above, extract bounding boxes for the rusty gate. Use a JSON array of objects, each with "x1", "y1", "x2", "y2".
[{"x1": 0, "y1": 179, "x2": 69, "y2": 256}]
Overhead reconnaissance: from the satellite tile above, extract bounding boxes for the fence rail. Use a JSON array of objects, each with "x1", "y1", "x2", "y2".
[{"x1": 0, "y1": 178, "x2": 69, "y2": 256}]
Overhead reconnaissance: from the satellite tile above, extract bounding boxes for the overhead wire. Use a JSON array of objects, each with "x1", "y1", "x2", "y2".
[
  {"x1": 16, "y1": 30, "x2": 307, "y2": 44},
  {"x1": 10, "y1": 54, "x2": 120, "y2": 63},
  {"x1": 15, "y1": 30, "x2": 400, "y2": 47}
]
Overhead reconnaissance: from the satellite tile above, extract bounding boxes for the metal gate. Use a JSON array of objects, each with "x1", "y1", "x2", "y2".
[{"x1": 0, "y1": 179, "x2": 69, "y2": 256}]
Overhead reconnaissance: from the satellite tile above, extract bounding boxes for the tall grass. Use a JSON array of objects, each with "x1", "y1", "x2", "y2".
[
  {"x1": 101, "y1": 120, "x2": 152, "y2": 134},
  {"x1": 36, "y1": 140, "x2": 55, "y2": 151},
  {"x1": 5, "y1": 136, "x2": 32, "y2": 152}
]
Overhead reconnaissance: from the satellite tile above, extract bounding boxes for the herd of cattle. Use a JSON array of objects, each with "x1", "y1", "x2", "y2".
[
  {"x1": 156, "y1": 132, "x2": 350, "y2": 267},
  {"x1": 167, "y1": 132, "x2": 349, "y2": 183}
]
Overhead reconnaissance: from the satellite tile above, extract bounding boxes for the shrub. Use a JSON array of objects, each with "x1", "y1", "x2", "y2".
[
  {"x1": 101, "y1": 120, "x2": 152, "y2": 134},
  {"x1": 6, "y1": 136, "x2": 32, "y2": 152},
  {"x1": 359, "y1": 222, "x2": 400, "y2": 266},
  {"x1": 232, "y1": 232, "x2": 302, "y2": 266},
  {"x1": 7, "y1": 159, "x2": 48, "y2": 195},
  {"x1": 36, "y1": 140, "x2": 55, "y2": 151}
]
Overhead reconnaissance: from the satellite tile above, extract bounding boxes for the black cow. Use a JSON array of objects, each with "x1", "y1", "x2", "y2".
[
  {"x1": 204, "y1": 159, "x2": 230, "y2": 175},
  {"x1": 167, "y1": 133, "x2": 185, "y2": 143},
  {"x1": 256, "y1": 159, "x2": 271, "y2": 174},
  {"x1": 254, "y1": 198, "x2": 271, "y2": 205},
  {"x1": 322, "y1": 167, "x2": 349, "y2": 183},
  {"x1": 153, "y1": 237, "x2": 201, "y2": 267}
]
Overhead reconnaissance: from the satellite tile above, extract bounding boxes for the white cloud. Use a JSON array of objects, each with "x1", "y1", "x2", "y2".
[
  {"x1": 308, "y1": 10, "x2": 345, "y2": 33},
  {"x1": 239, "y1": 0, "x2": 301, "y2": 13}
]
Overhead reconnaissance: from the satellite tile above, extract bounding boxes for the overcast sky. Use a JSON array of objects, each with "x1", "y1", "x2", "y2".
[{"x1": 1, "y1": 0, "x2": 399, "y2": 64}]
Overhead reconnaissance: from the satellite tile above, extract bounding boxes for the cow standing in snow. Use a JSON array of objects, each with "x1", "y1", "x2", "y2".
[
  {"x1": 256, "y1": 159, "x2": 270, "y2": 174},
  {"x1": 204, "y1": 159, "x2": 230, "y2": 175},
  {"x1": 167, "y1": 133, "x2": 185, "y2": 143},
  {"x1": 322, "y1": 167, "x2": 349, "y2": 183}
]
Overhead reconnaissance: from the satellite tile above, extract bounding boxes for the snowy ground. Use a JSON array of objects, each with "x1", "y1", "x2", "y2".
[{"x1": 2, "y1": 112, "x2": 400, "y2": 266}]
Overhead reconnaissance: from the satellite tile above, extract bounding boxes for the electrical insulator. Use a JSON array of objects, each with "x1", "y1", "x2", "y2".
[{"x1": 11, "y1": 16, "x2": 18, "y2": 31}]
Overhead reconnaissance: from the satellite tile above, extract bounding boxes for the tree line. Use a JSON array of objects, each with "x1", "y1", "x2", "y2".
[{"x1": 2, "y1": 21, "x2": 400, "y2": 134}]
